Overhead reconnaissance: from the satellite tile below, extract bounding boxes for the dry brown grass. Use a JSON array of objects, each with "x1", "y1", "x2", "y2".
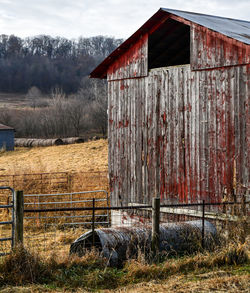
[
  {"x1": 23, "y1": 227, "x2": 87, "y2": 258},
  {"x1": 0, "y1": 242, "x2": 249, "y2": 292},
  {"x1": 107, "y1": 274, "x2": 250, "y2": 293},
  {"x1": 0, "y1": 139, "x2": 108, "y2": 175}
]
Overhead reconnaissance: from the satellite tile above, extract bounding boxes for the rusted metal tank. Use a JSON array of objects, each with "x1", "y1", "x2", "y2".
[{"x1": 70, "y1": 220, "x2": 217, "y2": 266}]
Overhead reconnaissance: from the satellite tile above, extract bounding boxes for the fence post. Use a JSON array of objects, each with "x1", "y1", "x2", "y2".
[
  {"x1": 67, "y1": 173, "x2": 73, "y2": 193},
  {"x1": 201, "y1": 200, "x2": 205, "y2": 249},
  {"x1": 13, "y1": 190, "x2": 24, "y2": 247},
  {"x1": 152, "y1": 197, "x2": 160, "y2": 259},
  {"x1": 240, "y1": 193, "x2": 247, "y2": 243},
  {"x1": 92, "y1": 198, "x2": 95, "y2": 247}
]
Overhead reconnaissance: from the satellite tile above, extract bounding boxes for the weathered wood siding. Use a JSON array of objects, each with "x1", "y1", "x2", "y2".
[
  {"x1": 191, "y1": 25, "x2": 250, "y2": 70},
  {"x1": 108, "y1": 64, "x2": 249, "y2": 206},
  {"x1": 107, "y1": 34, "x2": 148, "y2": 81}
]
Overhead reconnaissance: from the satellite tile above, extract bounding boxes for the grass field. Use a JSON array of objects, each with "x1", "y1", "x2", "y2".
[{"x1": 0, "y1": 139, "x2": 108, "y2": 175}]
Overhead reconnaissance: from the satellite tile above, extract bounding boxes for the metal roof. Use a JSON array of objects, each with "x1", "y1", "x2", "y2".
[
  {"x1": 162, "y1": 8, "x2": 250, "y2": 45},
  {"x1": 0, "y1": 123, "x2": 14, "y2": 130},
  {"x1": 90, "y1": 8, "x2": 250, "y2": 78}
]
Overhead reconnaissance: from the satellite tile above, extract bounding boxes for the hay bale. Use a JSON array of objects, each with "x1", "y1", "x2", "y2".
[
  {"x1": 15, "y1": 138, "x2": 63, "y2": 147},
  {"x1": 61, "y1": 137, "x2": 85, "y2": 145}
]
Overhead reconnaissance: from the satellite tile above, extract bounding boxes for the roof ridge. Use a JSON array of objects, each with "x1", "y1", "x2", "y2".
[
  {"x1": 0, "y1": 123, "x2": 14, "y2": 130},
  {"x1": 161, "y1": 7, "x2": 250, "y2": 23}
]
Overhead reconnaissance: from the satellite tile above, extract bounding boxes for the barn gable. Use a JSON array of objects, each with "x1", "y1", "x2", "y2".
[{"x1": 90, "y1": 8, "x2": 250, "y2": 79}]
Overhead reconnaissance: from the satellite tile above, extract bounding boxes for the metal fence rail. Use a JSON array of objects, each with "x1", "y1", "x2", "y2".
[
  {"x1": 0, "y1": 186, "x2": 14, "y2": 256},
  {"x1": 23, "y1": 200, "x2": 248, "y2": 213}
]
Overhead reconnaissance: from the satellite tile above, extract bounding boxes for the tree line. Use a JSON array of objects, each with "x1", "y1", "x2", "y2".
[{"x1": 0, "y1": 34, "x2": 122, "y2": 93}]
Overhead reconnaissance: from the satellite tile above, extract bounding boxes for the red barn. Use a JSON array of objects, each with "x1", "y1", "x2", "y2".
[{"x1": 91, "y1": 8, "x2": 250, "y2": 207}]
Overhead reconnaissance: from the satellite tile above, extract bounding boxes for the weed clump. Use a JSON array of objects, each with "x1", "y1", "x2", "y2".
[
  {"x1": 123, "y1": 242, "x2": 249, "y2": 284},
  {"x1": 0, "y1": 244, "x2": 49, "y2": 285}
]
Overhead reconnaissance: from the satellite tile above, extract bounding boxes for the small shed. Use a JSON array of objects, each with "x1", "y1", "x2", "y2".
[
  {"x1": 90, "y1": 8, "x2": 250, "y2": 207},
  {"x1": 0, "y1": 123, "x2": 15, "y2": 151}
]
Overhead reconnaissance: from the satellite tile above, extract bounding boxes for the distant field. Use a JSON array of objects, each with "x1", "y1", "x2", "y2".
[
  {"x1": 0, "y1": 92, "x2": 31, "y2": 109},
  {"x1": 0, "y1": 139, "x2": 108, "y2": 175},
  {"x1": 0, "y1": 92, "x2": 54, "y2": 110}
]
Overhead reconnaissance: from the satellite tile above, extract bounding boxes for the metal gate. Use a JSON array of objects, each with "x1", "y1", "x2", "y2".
[
  {"x1": 0, "y1": 186, "x2": 14, "y2": 256},
  {"x1": 23, "y1": 190, "x2": 110, "y2": 226}
]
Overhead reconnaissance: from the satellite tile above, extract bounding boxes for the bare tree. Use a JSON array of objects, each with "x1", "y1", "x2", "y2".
[
  {"x1": 67, "y1": 98, "x2": 86, "y2": 136},
  {"x1": 26, "y1": 86, "x2": 42, "y2": 108},
  {"x1": 91, "y1": 84, "x2": 108, "y2": 136},
  {"x1": 0, "y1": 107, "x2": 13, "y2": 126}
]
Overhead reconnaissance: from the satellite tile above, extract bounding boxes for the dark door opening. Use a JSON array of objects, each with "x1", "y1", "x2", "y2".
[{"x1": 148, "y1": 18, "x2": 190, "y2": 70}]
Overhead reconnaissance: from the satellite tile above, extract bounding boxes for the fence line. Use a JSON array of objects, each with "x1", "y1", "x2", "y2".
[
  {"x1": 1, "y1": 187, "x2": 248, "y2": 258},
  {"x1": 22, "y1": 198, "x2": 248, "y2": 255},
  {"x1": 23, "y1": 201, "x2": 247, "y2": 213}
]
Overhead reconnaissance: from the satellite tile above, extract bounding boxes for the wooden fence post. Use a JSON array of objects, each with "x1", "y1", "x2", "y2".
[
  {"x1": 13, "y1": 190, "x2": 24, "y2": 247},
  {"x1": 240, "y1": 192, "x2": 247, "y2": 243},
  {"x1": 92, "y1": 198, "x2": 95, "y2": 247},
  {"x1": 201, "y1": 200, "x2": 205, "y2": 249},
  {"x1": 67, "y1": 173, "x2": 73, "y2": 193},
  {"x1": 152, "y1": 197, "x2": 160, "y2": 259}
]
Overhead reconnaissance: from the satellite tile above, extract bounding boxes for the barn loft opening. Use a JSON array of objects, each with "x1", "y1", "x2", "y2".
[{"x1": 148, "y1": 18, "x2": 190, "y2": 69}]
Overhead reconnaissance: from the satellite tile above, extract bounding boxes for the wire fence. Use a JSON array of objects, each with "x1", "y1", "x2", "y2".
[
  {"x1": 19, "y1": 190, "x2": 109, "y2": 256},
  {"x1": 0, "y1": 169, "x2": 108, "y2": 256},
  {"x1": 22, "y1": 198, "x2": 248, "y2": 257},
  {"x1": 0, "y1": 182, "x2": 248, "y2": 258},
  {"x1": 0, "y1": 170, "x2": 109, "y2": 201}
]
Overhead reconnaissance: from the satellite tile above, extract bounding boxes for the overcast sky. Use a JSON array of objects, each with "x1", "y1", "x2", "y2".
[{"x1": 0, "y1": 0, "x2": 249, "y2": 39}]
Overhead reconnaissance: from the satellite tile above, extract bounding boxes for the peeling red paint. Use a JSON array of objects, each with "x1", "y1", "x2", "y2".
[
  {"x1": 120, "y1": 81, "x2": 125, "y2": 90},
  {"x1": 192, "y1": 25, "x2": 250, "y2": 70},
  {"x1": 107, "y1": 16, "x2": 249, "y2": 208},
  {"x1": 107, "y1": 34, "x2": 148, "y2": 80}
]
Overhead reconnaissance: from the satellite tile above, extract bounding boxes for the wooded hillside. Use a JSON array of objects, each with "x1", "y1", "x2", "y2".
[{"x1": 0, "y1": 34, "x2": 122, "y2": 94}]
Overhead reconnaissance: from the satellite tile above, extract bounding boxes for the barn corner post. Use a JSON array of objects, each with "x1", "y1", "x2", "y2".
[
  {"x1": 13, "y1": 190, "x2": 24, "y2": 248},
  {"x1": 151, "y1": 196, "x2": 160, "y2": 261}
]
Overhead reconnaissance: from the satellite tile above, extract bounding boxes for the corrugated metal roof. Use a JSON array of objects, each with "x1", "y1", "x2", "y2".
[
  {"x1": 90, "y1": 8, "x2": 250, "y2": 78},
  {"x1": 162, "y1": 8, "x2": 250, "y2": 45},
  {"x1": 0, "y1": 123, "x2": 14, "y2": 130}
]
